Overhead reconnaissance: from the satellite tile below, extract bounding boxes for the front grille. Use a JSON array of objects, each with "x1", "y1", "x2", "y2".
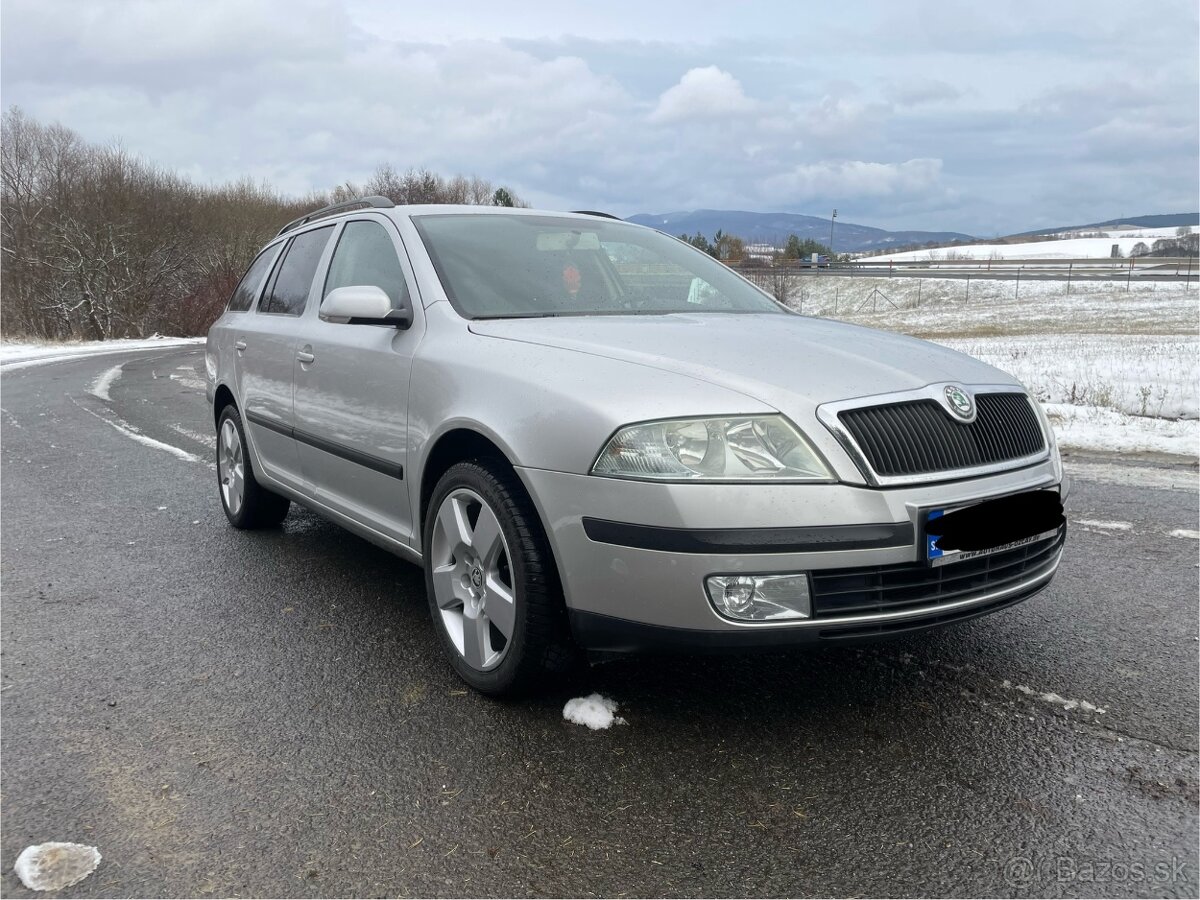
[
  {"x1": 838, "y1": 392, "x2": 1045, "y2": 478},
  {"x1": 810, "y1": 526, "x2": 1064, "y2": 619}
]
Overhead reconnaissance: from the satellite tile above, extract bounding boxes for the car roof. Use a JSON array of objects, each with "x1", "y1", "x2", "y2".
[
  {"x1": 267, "y1": 204, "x2": 636, "y2": 250},
  {"x1": 388, "y1": 205, "x2": 618, "y2": 220}
]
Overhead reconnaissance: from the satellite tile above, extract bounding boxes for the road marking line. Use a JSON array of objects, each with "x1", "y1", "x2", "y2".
[
  {"x1": 1001, "y1": 680, "x2": 1107, "y2": 714},
  {"x1": 1168, "y1": 528, "x2": 1200, "y2": 540},
  {"x1": 89, "y1": 364, "x2": 123, "y2": 401},
  {"x1": 71, "y1": 398, "x2": 204, "y2": 465}
]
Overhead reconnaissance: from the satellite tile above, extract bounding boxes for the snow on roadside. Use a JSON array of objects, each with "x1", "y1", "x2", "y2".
[
  {"x1": 1045, "y1": 403, "x2": 1198, "y2": 458},
  {"x1": 932, "y1": 334, "x2": 1199, "y2": 420},
  {"x1": 0, "y1": 336, "x2": 203, "y2": 370},
  {"x1": 563, "y1": 694, "x2": 627, "y2": 730}
]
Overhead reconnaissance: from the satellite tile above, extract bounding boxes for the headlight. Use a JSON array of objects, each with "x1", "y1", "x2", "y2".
[{"x1": 591, "y1": 415, "x2": 833, "y2": 481}]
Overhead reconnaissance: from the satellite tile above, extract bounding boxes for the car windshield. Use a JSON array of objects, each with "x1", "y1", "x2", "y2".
[{"x1": 412, "y1": 213, "x2": 786, "y2": 319}]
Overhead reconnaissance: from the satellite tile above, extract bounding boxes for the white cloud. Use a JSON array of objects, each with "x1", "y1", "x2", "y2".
[
  {"x1": 649, "y1": 66, "x2": 755, "y2": 123},
  {"x1": 886, "y1": 79, "x2": 962, "y2": 107},
  {"x1": 762, "y1": 158, "x2": 945, "y2": 201},
  {"x1": 1, "y1": 0, "x2": 1195, "y2": 234}
]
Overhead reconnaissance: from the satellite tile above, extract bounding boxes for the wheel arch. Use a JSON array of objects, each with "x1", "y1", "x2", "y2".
[
  {"x1": 213, "y1": 383, "x2": 237, "y2": 426},
  {"x1": 418, "y1": 426, "x2": 519, "y2": 544}
]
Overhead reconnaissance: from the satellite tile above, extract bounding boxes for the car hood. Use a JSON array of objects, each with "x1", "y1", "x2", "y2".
[{"x1": 468, "y1": 313, "x2": 1018, "y2": 411}]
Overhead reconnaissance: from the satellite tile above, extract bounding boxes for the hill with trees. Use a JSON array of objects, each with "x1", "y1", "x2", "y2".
[{"x1": 627, "y1": 209, "x2": 974, "y2": 253}]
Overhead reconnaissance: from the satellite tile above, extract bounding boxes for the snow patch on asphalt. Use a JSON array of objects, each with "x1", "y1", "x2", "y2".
[
  {"x1": 13, "y1": 842, "x2": 101, "y2": 891},
  {"x1": 169, "y1": 423, "x2": 216, "y2": 448},
  {"x1": 563, "y1": 694, "x2": 627, "y2": 730},
  {"x1": 1067, "y1": 460, "x2": 1197, "y2": 491},
  {"x1": 1168, "y1": 528, "x2": 1200, "y2": 540},
  {"x1": 72, "y1": 399, "x2": 204, "y2": 465},
  {"x1": 1074, "y1": 519, "x2": 1133, "y2": 534},
  {"x1": 1002, "y1": 680, "x2": 1107, "y2": 714},
  {"x1": 89, "y1": 364, "x2": 123, "y2": 401},
  {"x1": 169, "y1": 371, "x2": 207, "y2": 390}
]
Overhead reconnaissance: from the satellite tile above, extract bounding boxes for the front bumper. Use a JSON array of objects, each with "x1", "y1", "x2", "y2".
[{"x1": 516, "y1": 459, "x2": 1066, "y2": 651}]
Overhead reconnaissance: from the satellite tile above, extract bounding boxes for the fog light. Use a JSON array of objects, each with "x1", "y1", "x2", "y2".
[{"x1": 706, "y1": 573, "x2": 812, "y2": 621}]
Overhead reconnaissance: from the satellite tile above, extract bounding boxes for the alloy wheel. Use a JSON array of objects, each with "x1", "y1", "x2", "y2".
[
  {"x1": 429, "y1": 488, "x2": 517, "y2": 671},
  {"x1": 218, "y1": 418, "x2": 245, "y2": 516}
]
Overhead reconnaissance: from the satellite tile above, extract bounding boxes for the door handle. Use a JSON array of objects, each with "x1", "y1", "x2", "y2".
[
  {"x1": 234, "y1": 339, "x2": 247, "y2": 353},
  {"x1": 296, "y1": 348, "x2": 315, "y2": 365}
]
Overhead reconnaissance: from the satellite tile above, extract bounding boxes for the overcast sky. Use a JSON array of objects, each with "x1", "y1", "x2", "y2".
[{"x1": 2, "y1": 0, "x2": 1197, "y2": 235}]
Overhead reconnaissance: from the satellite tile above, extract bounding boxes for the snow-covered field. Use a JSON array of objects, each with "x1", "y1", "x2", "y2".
[
  {"x1": 862, "y1": 230, "x2": 1194, "y2": 262},
  {"x1": 863, "y1": 237, "x2": 1131, "y2": 261},
  {"x1": 788, "y1": 277, "x2": 1198, "y2": 336},
  {"x1": 0, "y1": 336, "x2": 204, "y2": 371},
  {"x1": 791, "y1": 278, "x2": 1200, "y2": 459}
]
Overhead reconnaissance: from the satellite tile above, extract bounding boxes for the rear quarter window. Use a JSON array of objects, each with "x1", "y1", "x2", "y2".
[
  {"x1": 227, "y1": 246, "x2": 278, "y2": 312},
  {"x1": 261, "y1": 225, "x2": 335, "y2": 316}
]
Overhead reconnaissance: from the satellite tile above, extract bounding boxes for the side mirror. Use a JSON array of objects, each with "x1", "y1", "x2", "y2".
[{"x1": 320, "y1": 285, "x2": 412, "y2": 328}]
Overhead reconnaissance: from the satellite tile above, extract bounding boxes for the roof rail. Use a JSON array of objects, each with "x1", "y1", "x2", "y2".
[
  {"x1": 277, "y1": 195, "x2": 395, "y2": 237},
  {"x1": 570, "y1": 210, "x2": 622, "y2": 220}
]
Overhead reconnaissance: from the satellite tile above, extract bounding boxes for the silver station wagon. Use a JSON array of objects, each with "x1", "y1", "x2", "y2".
[{"x1": 206, "y1": 198, "x2": 1067, "y2": 695}]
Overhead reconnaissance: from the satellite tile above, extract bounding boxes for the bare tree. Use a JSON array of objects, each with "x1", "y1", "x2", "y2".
[{"x1": 1, "y1": 108, "x2": 531, "y2": 340}]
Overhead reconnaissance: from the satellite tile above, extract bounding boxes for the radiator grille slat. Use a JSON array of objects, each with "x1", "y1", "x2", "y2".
[
  {"x1": 838, "y1": 392, "x2": 1045, "y2": 478},
  {"x1": 811, "y1": 527, "x2": 1064, "y2": 618}
]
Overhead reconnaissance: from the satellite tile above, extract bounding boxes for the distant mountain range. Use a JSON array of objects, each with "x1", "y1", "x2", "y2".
[
  {"x1": 625, "y1": 209, "x2": 975, "y2": 252},
  {"x1": 1013, "y1": 212, "x2": 1200, "y2": 237}
]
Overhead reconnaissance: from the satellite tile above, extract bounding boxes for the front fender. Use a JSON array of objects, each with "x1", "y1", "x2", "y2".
[{"x1": 407, "y1": 303, "x2": 773, "y2": 479}]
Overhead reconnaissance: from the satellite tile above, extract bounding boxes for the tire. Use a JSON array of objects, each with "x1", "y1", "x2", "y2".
[
  {"x1": 423, "y1": 458, "x2": 578, "y2": 696},
  {"x1": 216, "y1": 405, "x2": 290, "y2": 529}
]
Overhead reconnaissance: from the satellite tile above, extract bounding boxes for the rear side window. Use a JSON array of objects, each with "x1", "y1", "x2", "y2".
[
  {"x1": 261, "y1": 225, "x2": 334, "y2": 316},
  {"x1": 323, "y1": 220, "x2": 410, "y2": 307},
  {"x1": 227, "y1": 247, "x2": 277, "y2": 312}
]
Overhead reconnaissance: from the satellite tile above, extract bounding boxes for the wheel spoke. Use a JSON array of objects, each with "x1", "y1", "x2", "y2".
[
  {"x1": 438, "y1": 496, "x2": 472, "y2": 551},
  {"x1": 471, "y1": 506, "x2": 504, "y2": 567},
  {"x1": 461, "y1": 613, "x2": 489, "y2": 668},
  {"x1": 432, "y1": 563, "x2": 463, "y2": 610},
  {"x1": 229, "y1": 467, "x2": 243, "y2": 511},
  {"x1": 483, "y1": 575, "x2": 515, "y2": 639}
]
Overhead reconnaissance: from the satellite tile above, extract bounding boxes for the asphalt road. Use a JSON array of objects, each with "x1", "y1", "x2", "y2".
[{"x1": 2, "y1": 346, "x2": 1197, "y2": 898}]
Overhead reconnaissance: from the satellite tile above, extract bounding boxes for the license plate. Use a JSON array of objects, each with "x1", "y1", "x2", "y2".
[{"x1": 925, "y1": 489, "x2": 1064, "y2": 567}]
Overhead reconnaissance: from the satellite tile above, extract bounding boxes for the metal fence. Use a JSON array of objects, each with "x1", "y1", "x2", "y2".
[{"x1": 732, "y1": 256, "x2": 1198, "y2": 284}]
